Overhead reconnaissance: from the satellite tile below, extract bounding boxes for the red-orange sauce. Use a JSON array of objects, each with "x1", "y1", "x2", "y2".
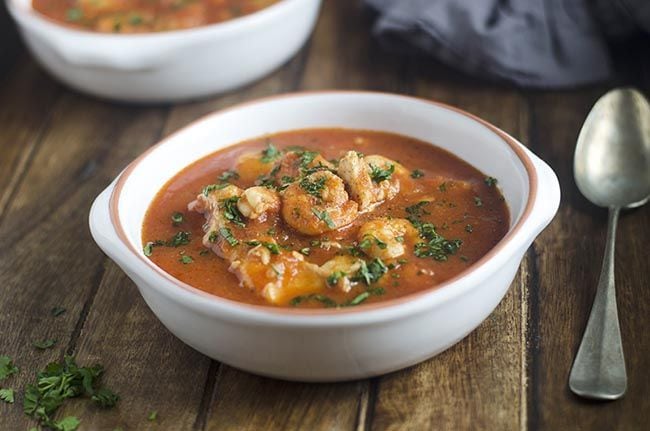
[
  {"x1": 142, "y1": 129, "x2": 509, "y2": 308},
  {"x1": 32, "y1": 0, "x2": 279, "y2": 33}
]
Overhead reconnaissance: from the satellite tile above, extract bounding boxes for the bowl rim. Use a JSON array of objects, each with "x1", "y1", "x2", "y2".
[
  {"x1": 107, "y1": 90, "x2": 538, "y2": 316},
  {"x1": 7, "y1": 0, "x2": 304, "y2": 39}
]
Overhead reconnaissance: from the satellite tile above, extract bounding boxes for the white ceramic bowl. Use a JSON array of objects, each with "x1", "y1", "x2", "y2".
[
  {"x1": 6, "y1": 0, "x2": 321, "y2": 102},
  {"x1": 89, "y1": 92, "x2": 560, "y2": 381}
]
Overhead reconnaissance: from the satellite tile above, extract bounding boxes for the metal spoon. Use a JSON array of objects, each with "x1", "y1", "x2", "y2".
[{"x1": 569, "y1": 88, "x2": 650, "y2": 400}]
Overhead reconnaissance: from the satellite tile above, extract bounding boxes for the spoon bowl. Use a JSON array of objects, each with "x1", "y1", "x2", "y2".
[{"x1": 574, "y1": 88, "x2": 650, "y2": 208}]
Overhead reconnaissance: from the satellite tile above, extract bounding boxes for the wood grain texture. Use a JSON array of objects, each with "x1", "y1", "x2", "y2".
[
  {"x1": 0, "y1": 94, "x2": 168, "y2": 428},
  {"x1": 0, "y1": 0, "x2": 649, "y2": 430}
]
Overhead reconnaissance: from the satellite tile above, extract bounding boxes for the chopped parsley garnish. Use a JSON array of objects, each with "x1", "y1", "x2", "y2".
[
  {"x1": 311, "y1": 208, "x2": 335, "y2": 229},
  {"x1": 65, "y1": 8, "x2": 83, "y2": 21},
  {"x1": 299, "y1": 175, "x2": 327, "y2": 199},
  {"x1": 199, "y1": 249, "x2": 210, "y2": 256},
  {"x1": 220, "y1": 196, "x2": 246, "y2": 227},
  {"x1": 260, "y1": 142, "x2": 282, "y2": 163},
  {"x1": 92, "y1": 388, "x2": 120, "y2": 408},
  {"x1": 298, "y1": 151, "x2": 319, "y2": 168},
  {"x1": 395, "y1": 236, "x2": 404, "y2": 243},
  {"x1": 219, "y1": 227, "x2": 239, "y2": 246},
  {"x1": 484, "y1": 176, "x2": 498, "y2": 187},
  {"x1": 465, "y1": 224, "x2": 474, "y2": 233},
  {"x1": 179, "y1": 255, "x2": 194, "y2": 264},
  {"x1": 148, "y1": 411, "x2": 158, "y2": 421},
  {"x1": 23, "y1": 356, "x2": 118, "y2": 430},
  {"x1": 406, "y1": 201, "x2": 462, "y2": 261},
  {"x1": 245, "y1": 240, "x2": 280, "y2": 255},
  {"x1": 460, "y1": 255, "x2": 469, "y2": 262},
  {"x1": 208, "y1": 231, "x2": 218, "y2": 243},
  {"x1": 143, "y1": 242, "x2": 155, "y2": 256},
  {"x1": 361, "y1": 234, "x2": 387, "y2": 250},
  {"x1": 352, "y1": 258, "x2": 388, "y2": 285},
  {"x1": 397, "y1": 258, "x2": 408, "y2": 264},
  {"x1": 202, "y1": 183, "x2": 229, "y2": 196},
  {"x1": 51, "y1": 306, "x2": 66, "y2": 317},
  {"x1": 299, "y1": 247, "x2": 311, "y2": 256},
  {"x1": 217, "y1": 170, "x2": 239, "y2": 183},
  {"x1": 167, "y1": 231, "x2": 191, "y2": 247},
  {"x1": 405, "y1": 201, "x2": 431, "y2": 224},
  {"x1": 32, "y1": 339, "x2": 57, "y2": 350},
  {"x1": 289, "y1": 294, "x2": 338, "y2": 308},
  {"x1": 358, "y1": 237, "x2": 372, "y2": 249},
  {"x1": 369, "y1": 163, "x2": 395, "y2": 183},
  {"x1": 0, "y1": 356, "x2": 18, "y2": 380},
  {"x1": 438, "y1": 182, "x2": 447, "y2": 192},
  {"x1": 410, "y1": 169, "x2": 424, "y2": 179},
  {"x1": 256, "y1": 164, "x2": 281, "y2": 189},
  {"x1": 326, "y1": 271, "x2": 346, "y2": 287},
  {"x1": 474, "y1": 196, "x2": 483, "y2": 207},
  {"x1": 171, "y1": 212, "x2": 184, "y2": 226},
  {"x1": 0, "y1": 388, "x2": 14, "y2": 404},
  {"x1": 128, "y1": 14, "x2": 143, "y2": 25}
]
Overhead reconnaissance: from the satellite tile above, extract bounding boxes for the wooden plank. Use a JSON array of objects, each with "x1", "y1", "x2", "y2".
[
  {"x1": 0, "y1": 57, "x2": 61, "y2": 221},
  {"x1": 528, "y1": 89, "x2": 650, "y2": 430},
  {"x1": 371, "y1": 81, "x2": 530, "y2": 430},
  {"x1": 0, "y1": 91, "x2": 168, "y2": 428}
]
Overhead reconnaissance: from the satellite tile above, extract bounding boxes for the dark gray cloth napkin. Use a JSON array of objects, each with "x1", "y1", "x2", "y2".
[{"x1": 364, "y1": 0, "x2": 650, "y2": 88}]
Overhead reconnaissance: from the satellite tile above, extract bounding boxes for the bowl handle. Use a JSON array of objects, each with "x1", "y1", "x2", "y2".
[
  {"x1": 528, "y1": 153, "x2": 561, "y2": 236},
  {"x1": 89, "y1": 182, "x2": 133, "y2": 264}
]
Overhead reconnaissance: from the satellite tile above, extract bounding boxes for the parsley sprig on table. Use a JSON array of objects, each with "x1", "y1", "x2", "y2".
[{"x1": 23, "y1": 355, "x2": 119, "y2": 430}]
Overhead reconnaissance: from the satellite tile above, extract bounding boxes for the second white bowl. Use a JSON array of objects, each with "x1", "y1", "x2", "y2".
[{"x1": 6, "y1": 0, "x2": 321, "y2": 102}]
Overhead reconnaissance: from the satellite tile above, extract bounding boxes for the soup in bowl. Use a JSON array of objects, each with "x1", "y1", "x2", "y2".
[{"x1": 90, "y1": 92, "x2": 560, "y2": 381}]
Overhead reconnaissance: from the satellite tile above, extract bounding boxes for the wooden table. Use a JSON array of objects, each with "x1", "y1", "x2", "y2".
[{"x1": 1, "y1": 2, "x2": 649, "y2": 430}]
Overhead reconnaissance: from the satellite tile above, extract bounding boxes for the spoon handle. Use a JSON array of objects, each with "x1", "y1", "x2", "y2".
[{"x1": 569, "y1": 207, "x2": 627, "y2": 400}]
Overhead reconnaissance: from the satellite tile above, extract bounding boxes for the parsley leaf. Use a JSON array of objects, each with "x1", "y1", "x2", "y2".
[
  {"x1": 148, "y1": 411, "x2": 158, "y2": 421},
  {"x1": 91, "y1": 387, "x2": 120, "y2": 408},
  {"x1": 369, "y1": 163, "x2": 395, "y2": 183},
  {"x1": 51, "y1": 306, "x2": 66, "y2": 317},
  {"x1": 410, "y1": 169, "x2": 424, "y2": 179},
  {"x1": 289, "y1": 294, "x2": 338, "y2": 308},
  {"x1": 311, "y1": 208, "x2": 335, "y2": 229},
  {"x1": 33, "y1": 339, "x2": 57, "y2": 350},
  {"x1": 245, "y1": 240, "x2": 279, "y2": 254},
  {"x1": 0, "y1": 356, "x2": 18, "y2": 381},
  {"x1": 260, "y1": 142, "x2": 281, "y2": 163},
  {"x1": 54, "y1": 416, "x2": 81, "y2": 431},
  {"x1": 219, "y1": 227, "x2": 239, "y2": 246},
  {"x1": 484, "y1": 176, "x2": 498, "y2": 187},
  {"x1": 474, "y1": 196, "x2": 483, "y2": 207},
  {"x1": 171, "y1": 212, "x2": 184, "y2": 226},
  {"x1": 0, "y1": 388, "x2": 14, "y2": 404},
  {"x1": 217, "y1": 170, "x2": 239, "y2": 183},
  {"x1": 202, "y1": 183, "x2": 230, "y2": 196},
  {"x1": 351, "y1": 258, "x2": 388, "y2": 285},
  {"x1": 179, "y1": 255, "x2": 194, "y2": 264},
  {"x1": 220, "y1": 196, "x2": 246, "y2": 227},
  {"x1": 299, "y1": 175, "x2": 326, "y2": 198},
  {"x1": 23, "y1": 356, "x2": 117, "y2": 430},
  {"x1": 326, "y1": 271, "x2": 346, "y2": 287},
  {"x1": 167, "y1": 231, "x2": 191, "y2": 247}
]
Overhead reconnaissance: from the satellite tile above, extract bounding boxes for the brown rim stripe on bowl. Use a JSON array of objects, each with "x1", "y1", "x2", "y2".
[{"x1": 108, "y1": 91, "x2": 538, "y2": 315}]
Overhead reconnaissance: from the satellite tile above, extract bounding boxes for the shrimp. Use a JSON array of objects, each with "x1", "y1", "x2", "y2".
[
  {"x1": 281, "y1": 170, "x2": 358, "y2": 235},
  {"x1": 274, "y1": 150, "x2": 334, "y2": 180},
  {"x1": 358, "y1": 218, "x2": 418, "y2": 260},
  {"x1": 188, "y1": 184, "x2": 244, "y2": 258},
  {"x1": 237, "y1": 186, "x2": 280, "y2": 221},
  {"x1": 337, "y1": 151, "x2": 406, "y2": 212}
]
